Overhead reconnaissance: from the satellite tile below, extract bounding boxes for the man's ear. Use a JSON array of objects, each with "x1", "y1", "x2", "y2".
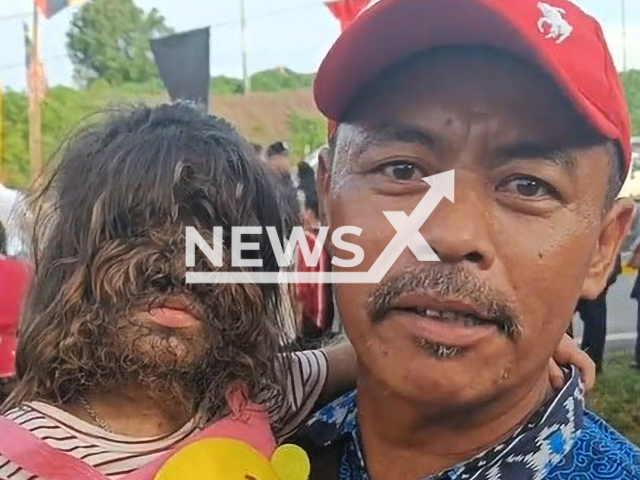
[
  {"x1": 317, "y1": 146, "x2": 332, "y2": 226},
  {"x1": 581, "y1": 199, "x2": 635, "y2": 299}
]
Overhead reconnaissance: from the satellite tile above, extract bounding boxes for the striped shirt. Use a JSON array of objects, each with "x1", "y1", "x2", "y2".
[{"x1": 0, "y1": 350, "x2": 328, "y2": 480}]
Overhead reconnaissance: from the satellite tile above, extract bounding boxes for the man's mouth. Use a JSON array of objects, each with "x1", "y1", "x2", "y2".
[
  {"x1": 399, "y1": 308, "x2": 489, "y2": 328},
  {"x1": 384, "y1": 294, "x2": 501, "y2": 349}
]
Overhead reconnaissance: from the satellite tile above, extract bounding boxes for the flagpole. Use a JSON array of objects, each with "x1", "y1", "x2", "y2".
[
  {"x1": 240, "y1": 0, "x2": 251, "y2": 94},
  {"x1": 28, "y1": 3, "x2": 43, "y2": 183}
]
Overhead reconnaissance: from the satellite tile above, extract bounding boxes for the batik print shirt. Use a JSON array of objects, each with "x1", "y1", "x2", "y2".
[{"x1": 297, "y1": 368, "x2": 640, "y2": 480}]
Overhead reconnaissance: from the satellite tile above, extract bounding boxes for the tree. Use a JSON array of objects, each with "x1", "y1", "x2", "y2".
[
  {"x1": 67, "y1": 0, "x2": 173, "y2": 86},
  {"x1": 289, "y1": 113, "x2": 326, "y2": 161},
  {"x1": 621, "y1": 70, "x2": 640, "y2": 137},
  {"x1": 251, "y1": 68, "x2": 315, "y2": 93}
]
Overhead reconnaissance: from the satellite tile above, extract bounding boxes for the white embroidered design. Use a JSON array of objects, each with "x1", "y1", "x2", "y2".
[
  {"x1": 359, "y1": 0, "x2": 383, "y2": 18},
  {"x1": 537, "y1": 2, "x2": 573, "y2": 44}
]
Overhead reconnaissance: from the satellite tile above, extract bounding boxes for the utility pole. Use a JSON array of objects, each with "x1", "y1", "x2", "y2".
[
  {"x1": 622, "y1": 0, "x2": 628, "y2": 72},
  {"x1": 28, "y1": 5, "x2": 43, "y2": 183},
  {"x1": 240, "y1": 0, "x2": 251, "y2": 94}
]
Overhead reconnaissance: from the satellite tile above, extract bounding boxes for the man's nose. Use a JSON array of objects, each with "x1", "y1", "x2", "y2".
[{"x1": 421, "y1": 183, "x2": 496, "y2": 270}]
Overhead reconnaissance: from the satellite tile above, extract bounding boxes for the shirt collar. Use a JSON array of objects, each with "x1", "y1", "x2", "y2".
[{"x1": 299, "y1": 367, "x2": 585, "y2": 480}]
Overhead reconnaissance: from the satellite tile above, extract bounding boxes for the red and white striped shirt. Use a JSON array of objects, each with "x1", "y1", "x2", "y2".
[{"x1": 0, "y1": 350, "x2": 327, "y2": 480}]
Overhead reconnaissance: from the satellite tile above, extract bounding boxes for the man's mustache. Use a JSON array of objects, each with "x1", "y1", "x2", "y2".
[{"x1": 367, "y1": 264, "x2": 522, "y2": 341}]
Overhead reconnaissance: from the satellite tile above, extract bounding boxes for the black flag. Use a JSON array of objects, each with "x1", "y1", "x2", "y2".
[{"x1": 150, "y1": 27, "x2": 210, "y2": 110}]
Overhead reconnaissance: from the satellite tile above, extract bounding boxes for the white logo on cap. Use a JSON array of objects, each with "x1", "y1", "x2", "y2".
[
  {"x1": 359, "y1": 0, "x2": 383, "y2": 18},
  {"x1": 537, "y1": 2, "x2": 573, "y2": 44}
]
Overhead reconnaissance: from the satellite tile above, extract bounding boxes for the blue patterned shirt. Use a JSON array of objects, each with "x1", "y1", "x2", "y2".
[{"x1": 297, "y1": 368, "x2": 640, "y2": 479}]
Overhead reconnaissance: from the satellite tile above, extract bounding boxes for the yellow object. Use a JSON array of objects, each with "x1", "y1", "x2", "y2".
[{"x1": 154, "y1": 439, "x2": 310, "y2": 480}]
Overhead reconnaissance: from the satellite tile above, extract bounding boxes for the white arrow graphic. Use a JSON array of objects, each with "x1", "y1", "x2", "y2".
[
  {"x1": 186, "y1": 170, "x2": 455, "y2": 284},
  {"x1": 361, "y1": 170, "x2": 455, "y2": 283}
]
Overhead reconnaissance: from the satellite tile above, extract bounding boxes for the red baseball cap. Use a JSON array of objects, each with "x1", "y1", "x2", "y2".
[{"x1": 316, "y1": 0, "x2": 632, "y2": 175}]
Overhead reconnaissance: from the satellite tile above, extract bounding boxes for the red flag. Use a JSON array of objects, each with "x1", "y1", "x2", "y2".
[
  {"x1": 35, "y1": 0, "x2": 82, "y2": 19},
  {"x1": 325, "y1": 0, "x2": 372, "y2": 31}
]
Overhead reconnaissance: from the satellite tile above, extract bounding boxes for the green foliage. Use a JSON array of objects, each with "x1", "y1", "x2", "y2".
[
  {"x1": 211, "y1": 76, "x2": 244, "y2": 96},
  {"x1": 2, "y1": 91, "x2": 29, "y2": 188},
  {"x1": 289, "y1": 112, "x2": 326, "y2": 161},
  {"x1": 250, "y1": 68, "x2": 315, "y2": 93},
  {"x1": 67, "y1": 0, "x2": 173, "y2": 86},
  {"x1": 209, "y1": 69, "x2": 315, "y2": 96},
  {"x1": 588, "y1": 354, "x2": 640, "y2": 446},
  {"x1": 621, "y1": 70, "x2": 640, "y2": 137},
  {"x1": 2, "y1": 86, "x2": 109, "y2": 188}
]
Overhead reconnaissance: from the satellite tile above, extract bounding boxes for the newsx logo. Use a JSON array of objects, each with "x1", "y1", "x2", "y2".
[{"x1": 186, "y1": 171, "x2": 454, "y2": 284}]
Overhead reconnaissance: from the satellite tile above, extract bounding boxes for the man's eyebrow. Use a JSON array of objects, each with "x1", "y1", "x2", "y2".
[
  {"x1": 496, "y1": 142, "x2": 578, "y2": 169},
  {"x1": 353, "y1": 123, "x2": 436, "y2": 158}
]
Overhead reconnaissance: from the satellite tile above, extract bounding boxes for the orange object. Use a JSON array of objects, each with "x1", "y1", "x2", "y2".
[{"x1": 325, "y1": 0, "x2": 372, "y2": 31}]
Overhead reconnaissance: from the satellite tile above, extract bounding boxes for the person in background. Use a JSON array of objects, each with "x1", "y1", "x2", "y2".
[
  {"x1": 575, "y1": 254, "x2": 622, "y2": 373},
  {"x1": 295, "y1": 162, "x2": 334, "y2": 347},
  {"x1": 266, "y1": 141, "x2": 299, "y2": 238},
  {"x1": 251, "y1": 142, "x2": 264, "y2": 162},
  {"x1": 266, "y1": 142, "x2": 292, "y2": 175},
  {"x1": 265, "y1": 142, "x2": 303, "y2": 344},
  {"x1": 0, "y1": 221, "x2": 31, "y2": 403},
  {"x1": 297, "y1": 162, "x2": 321, "y2": 234},
  {"x1": 629, "y1": 243, "x2": 640, "y2": 370}
]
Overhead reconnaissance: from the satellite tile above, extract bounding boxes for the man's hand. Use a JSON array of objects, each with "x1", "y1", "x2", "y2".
[
  {"x1": 319, "y1": 341, "x2": 357, "y2": 405},
  {"x1": 549, "y1": 334, "x2": 596, "y2": 391}
]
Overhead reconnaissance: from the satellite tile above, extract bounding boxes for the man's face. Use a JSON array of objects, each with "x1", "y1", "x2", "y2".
[{"x1": 319, "y1": 49, "x2": 633, "y2": 410}]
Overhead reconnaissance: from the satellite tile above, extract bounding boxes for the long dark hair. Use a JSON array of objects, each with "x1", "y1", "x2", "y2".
[{"x1": 4, "y1": 104, "x2": 287, "y2": 416}]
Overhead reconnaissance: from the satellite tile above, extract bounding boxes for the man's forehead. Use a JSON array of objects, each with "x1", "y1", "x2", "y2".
[
  {"x1": 348, "y1": 47, "x2": 570, "y2": 113},
  {"x1": 338, "y1": 47, "x2": 599, "y2": 152}
]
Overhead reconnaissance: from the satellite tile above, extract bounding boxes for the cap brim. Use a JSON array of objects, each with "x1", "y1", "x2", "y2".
[{"x1": 316, "y1": 0, "x2": 619, "y2": 149}]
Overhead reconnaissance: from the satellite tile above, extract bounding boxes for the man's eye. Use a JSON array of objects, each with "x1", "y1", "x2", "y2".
[
  {"x1": 379, "y1": 162, "x2": 421, "y2": 181},
  {"x1": 499, "y1": 176, "x2": 557, "y2": 199}
]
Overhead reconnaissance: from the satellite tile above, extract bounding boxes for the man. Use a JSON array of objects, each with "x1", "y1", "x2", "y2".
[
  {"x1": 297, "y1": 161, "x2": 321, "y2": 235},
  {"x1": 295, "y1": 0, "x2": 640, "y2": 479},
  {"x1": 267, "y1": 141, "x2": 293, "y2": 174},
  {"x1": 629, "y1": 243, "x2": 640, "y2": 370},
  {"x1": 575, "y1": 253, "x2": 622, "y2": 373},
  {"x1": 0, "y1": 104, "x2": 356, "y2": 479},
  {"x1": 267, "y1": 141, "x2": 300, "y2": 235},
  {"x1": 0, "y1": 221, "x2": 30, "y2": 403}
]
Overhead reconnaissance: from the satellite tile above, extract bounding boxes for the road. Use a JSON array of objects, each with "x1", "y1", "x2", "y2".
[{"x1": 573, "y1": 274, "x2": 638, "y2": 354}]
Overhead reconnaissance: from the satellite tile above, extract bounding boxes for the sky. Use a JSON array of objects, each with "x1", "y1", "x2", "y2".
[{"x1": 0, "y1": 0, "x2": 639, "y2": 91}]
